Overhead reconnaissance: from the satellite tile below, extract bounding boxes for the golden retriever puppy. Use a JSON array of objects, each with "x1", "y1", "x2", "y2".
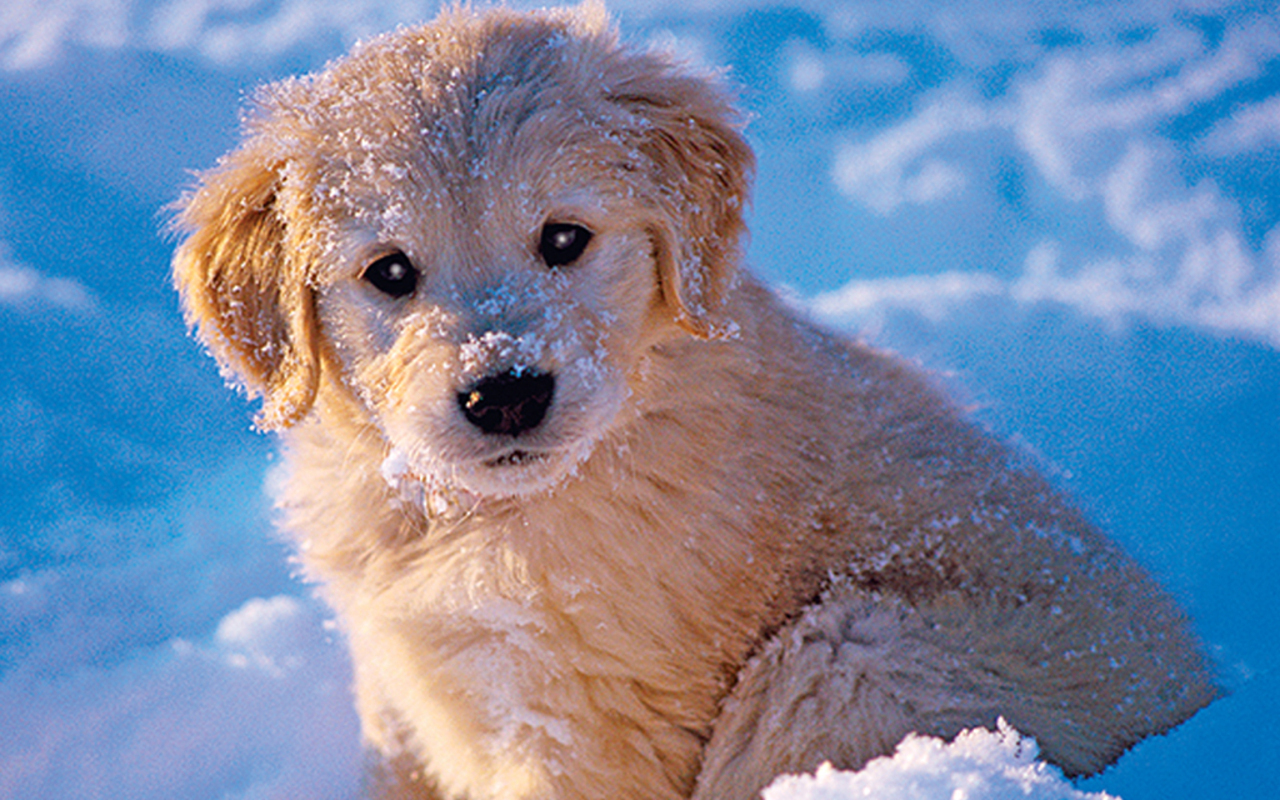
[{"x1": 172, "y1": 4, "x2": 1217, "y2": 799}]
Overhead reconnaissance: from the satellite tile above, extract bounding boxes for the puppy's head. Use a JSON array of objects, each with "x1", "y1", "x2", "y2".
[{"x1": 172, "y1": 3, "x2": 753, "y2": 498}]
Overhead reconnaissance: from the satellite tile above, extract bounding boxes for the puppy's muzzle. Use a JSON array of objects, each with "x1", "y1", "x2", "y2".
[{"x1": 458, "y1": 369, "x2": 556, "y2": 437}]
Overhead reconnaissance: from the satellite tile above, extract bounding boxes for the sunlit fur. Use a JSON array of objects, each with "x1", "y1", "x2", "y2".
[{"x1": 172, "y1": 4, "x2": 1218, "y2": 799}]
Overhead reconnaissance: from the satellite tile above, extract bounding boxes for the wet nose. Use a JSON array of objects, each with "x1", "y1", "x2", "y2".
[{"x1": 458, "y1": 369, "x2": 556, "y2": 437}]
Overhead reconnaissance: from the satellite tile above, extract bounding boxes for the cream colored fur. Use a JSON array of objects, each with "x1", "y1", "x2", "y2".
[{"x1": 171, "y1": 5, "x2": 1217, "y2": 799}]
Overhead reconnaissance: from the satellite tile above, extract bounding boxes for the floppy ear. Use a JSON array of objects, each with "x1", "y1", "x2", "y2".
[
  {"x1": 611, "y1": 70, "x2": 755, "y2": 339},
  {"x1": 172, "y1": 149, "x2": 319, "y2": 430}
]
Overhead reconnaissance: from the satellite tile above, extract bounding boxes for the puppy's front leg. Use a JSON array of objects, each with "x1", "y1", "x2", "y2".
[{"x1": 692, "y1": 583, "x2": 1002, "y2": 800}]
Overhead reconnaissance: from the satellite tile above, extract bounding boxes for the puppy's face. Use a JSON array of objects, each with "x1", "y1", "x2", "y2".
[
  {"x1": 173, "y1": 7, "x2": 752, "y2": 500},
  {"x1": 313, "y1": 132, "x2": 661, "y2": 497}
]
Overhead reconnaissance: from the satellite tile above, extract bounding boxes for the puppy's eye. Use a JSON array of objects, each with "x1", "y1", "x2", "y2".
[
  {"x1": 362, "y1": 251, "x2": 418, "y2": 298},
  {"x1": 538, "y1": 223, "x2": 593, "y2": 267}
]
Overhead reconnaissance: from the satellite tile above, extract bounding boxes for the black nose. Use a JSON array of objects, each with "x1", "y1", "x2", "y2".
[{"x1": 458, "y1": 369, "x2": 556, "y2": 437}]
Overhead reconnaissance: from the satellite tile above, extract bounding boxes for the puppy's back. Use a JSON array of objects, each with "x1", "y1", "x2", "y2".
[{"x1": 685, "y1": 282, "x2": 1218, "y2": 794}]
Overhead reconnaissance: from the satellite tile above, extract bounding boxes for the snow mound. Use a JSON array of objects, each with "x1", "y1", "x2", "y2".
[{"x1": 763, "y1": 720, "x2": 1115, "y2": 800}]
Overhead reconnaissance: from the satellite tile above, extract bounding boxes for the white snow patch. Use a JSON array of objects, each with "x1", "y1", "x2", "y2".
[
  {"x1": 0, "y1": 258, "x2": 95, "y2": 313},
  {"x1": 214, "y1": 594, "x2": 311, "y2": 677},
  {"x1": 821, "y1": 13, "x2": 1280, "y2": 348},
  {"x1": 783, "y1": 39, "x2": 910, "y2": 95},
  {"x1": 0, "y1": 593, "x2": 361, "y2": 800},
  {"x1": 763, "y1": 720, "x2": 1116, "y2": 800},
  {"x1": 811, "y1": 271, "x2": 1005, "y2": 322},
  {"x1": 1197, "y1": 94, "x2": 1280, "y2": 157},
  {"x1": 834, "y1": 92, "x2": 993, "y2": 213},
  {"x1": 0, "y1": 0, "x2": 129, "y2": 70}
]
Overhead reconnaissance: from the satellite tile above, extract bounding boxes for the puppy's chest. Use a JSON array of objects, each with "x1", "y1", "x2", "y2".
[
  {"x1": 370, "y1": 519, "x2": 725, "y2": 684},
  {"x1": 349, "y1": 520, "x2": 731, "y2": 798}
]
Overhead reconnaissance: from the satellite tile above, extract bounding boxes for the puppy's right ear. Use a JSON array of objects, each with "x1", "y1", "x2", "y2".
[{"x1": 172, "y1": 149, "x2": 319, "y2": 431}]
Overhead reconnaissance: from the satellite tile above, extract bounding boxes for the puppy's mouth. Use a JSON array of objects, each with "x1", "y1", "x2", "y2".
[{"x1": 484, "y1": 449, "x2": 548, "y2": 468}]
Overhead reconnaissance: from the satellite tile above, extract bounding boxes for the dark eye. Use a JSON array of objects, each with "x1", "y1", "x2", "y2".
[
  {"x1": 362, "y1": 251, "x2": 418, "y2": 298},
  {"x1": 538, "y1": 223, "x2": 593, "y2": 267}
]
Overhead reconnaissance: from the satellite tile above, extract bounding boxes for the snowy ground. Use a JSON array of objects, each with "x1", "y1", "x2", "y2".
[{"x1": 1, "y1": 1, "x2": 1277, "y2": 798}]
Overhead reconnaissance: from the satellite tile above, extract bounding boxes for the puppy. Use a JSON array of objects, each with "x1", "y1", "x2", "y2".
[{"x1": 172, "y1": 4, "x2": 1217, "y2": 799}]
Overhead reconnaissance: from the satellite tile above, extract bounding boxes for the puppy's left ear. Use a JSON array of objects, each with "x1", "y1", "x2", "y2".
[
  {"x1": 171, "y1": 146, "x2": 320, "y2": 431},
  {"x1": 612, "y1": 70, "x2": 755, "y2": 339}
]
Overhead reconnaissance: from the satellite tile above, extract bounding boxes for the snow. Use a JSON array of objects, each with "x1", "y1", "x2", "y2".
[
  {"x1": 763, "y1": 721, "x2": 1114, "y2": 800},
  {"x1": 0, "y1": 592, "x2": 362, "y2": 800},
  {"x1": 815, "y1": 18, "x2": 1280, "y2": 345},
  {"x1": 2, "y1": 0, "x2": 1277, "y2": 798}
]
